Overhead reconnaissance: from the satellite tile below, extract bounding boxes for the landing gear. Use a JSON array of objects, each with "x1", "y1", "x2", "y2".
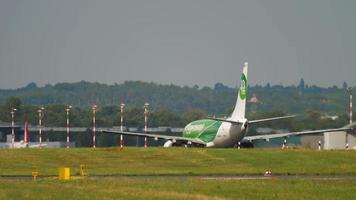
[{"x1": 236, "y1": 141, "x2": 254, "y2": 148}]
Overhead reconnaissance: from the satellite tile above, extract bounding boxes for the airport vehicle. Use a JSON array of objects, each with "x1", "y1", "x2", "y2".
[{"x1": 102, "y1": 63, "x2": 352, "y2": 147}]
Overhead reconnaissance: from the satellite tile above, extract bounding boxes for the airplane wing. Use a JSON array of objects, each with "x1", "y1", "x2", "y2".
[
  {"x1": 100, "y1": 130, "x2": 206, "y2": 145},
  {"x1": 206, "y1": 115, "x2": 296, "y2": 125},
  {"x1": 244, "y1": 127, "x2": 352, "y2": 141}
]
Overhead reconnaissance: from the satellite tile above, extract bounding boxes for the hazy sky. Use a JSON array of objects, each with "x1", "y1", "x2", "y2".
[{"x1": 0, "y1": 0, "x2": 355, "y2": 89}]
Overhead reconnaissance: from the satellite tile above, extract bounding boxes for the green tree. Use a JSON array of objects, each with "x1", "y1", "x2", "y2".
[
  {"x1": 182, "y1": 109, "x2": 207, "y2": 125},
  {"x1": 5, "y1": 96, "x2": 22, "y2": 110},
  {"x1": 149, "y1": 109, "x2": 182, "y2": 127},
  {"x1": 1, "y1": 97, "x2": 23, "y2": 122}
]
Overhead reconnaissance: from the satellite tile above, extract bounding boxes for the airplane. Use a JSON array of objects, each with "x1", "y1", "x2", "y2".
[
  {"x1": 5, "y1": 121, "x2": 46, "y2": 148},
  {"x1": 102, "y1": 62, "x2": 353, "y2": 147},
  {"x1": 5, "y1": 140, "x2": 46, "y2": 148}
]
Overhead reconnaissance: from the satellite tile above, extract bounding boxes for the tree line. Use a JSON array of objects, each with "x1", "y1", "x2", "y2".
[
  {"x1": 0, "y1": 96, "x2": 353, "y2": 135},
  {"x1": 0, "y1": 80, "x2": 353, "y2": 115}
]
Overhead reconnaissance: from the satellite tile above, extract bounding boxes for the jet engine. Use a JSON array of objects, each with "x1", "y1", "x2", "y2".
[{"x1": 163, "y1": 140, "x2": 174, "y2": 147}]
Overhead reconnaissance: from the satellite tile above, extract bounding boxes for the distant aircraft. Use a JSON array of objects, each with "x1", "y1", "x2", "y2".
[
  {"x1": 102, "y1": 62, "x2": 353, "y2": 147},
  {"x1": 6, "y1": 121, "x2": 46, "y2": 148},
  {"x1": 6, "y1": 140, "x2": 46, "y2": 148}
]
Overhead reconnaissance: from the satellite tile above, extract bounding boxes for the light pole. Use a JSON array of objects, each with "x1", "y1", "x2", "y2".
[
  {"x1": 92, "y1": 104, "x2": 97, "y2": 148},
  {"x1": 120, "y1": 103, "x2": 125, "y2": 148},
  {"x1": 65, "y1": 106, "x2": 72, "y2": 148},
  {"x1": 347, "y1": 88, "x2": 353, "y2": 125},
  {"x1": 346, "y1": 88, "x2": 352, "y2": 149},
  {"x1": 144, "y1": 102, "x2": 149, "y2": 148},
  {"x1": 10, "y1": 108, "x2": 17, "y2": 148},
  {"x1": 37, "y1": 107, "x2": 45, "y2": 148}
]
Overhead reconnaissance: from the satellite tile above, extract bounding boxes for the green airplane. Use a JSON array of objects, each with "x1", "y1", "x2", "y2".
[{"x1": 103, "y1": 62, "x2": 352, "y2": 147}]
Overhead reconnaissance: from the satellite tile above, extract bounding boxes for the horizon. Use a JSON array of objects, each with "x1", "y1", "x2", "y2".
[{"x1": 0, "y1": 78, "x2": 353, "y2": 91}]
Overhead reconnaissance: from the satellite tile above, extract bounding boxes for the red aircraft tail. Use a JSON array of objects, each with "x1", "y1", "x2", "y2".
[{"x1": 25, "y1": 121, "x2": 29, "y2": 146}]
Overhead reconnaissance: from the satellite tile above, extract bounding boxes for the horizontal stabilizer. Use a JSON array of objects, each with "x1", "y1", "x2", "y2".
[{"x1": 248, "y1": 115, "x2": 296, "y2": 124}]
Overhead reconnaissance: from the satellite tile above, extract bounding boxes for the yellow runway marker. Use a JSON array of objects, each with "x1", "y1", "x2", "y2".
[
  {"x1": 59, "y1": 167, "x2": 70, "y2": 180},
  {"x1": 32, "y1": 171, "x2": 38, "y2": 181}
]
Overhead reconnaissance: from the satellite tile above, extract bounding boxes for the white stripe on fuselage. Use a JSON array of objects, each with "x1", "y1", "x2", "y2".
[{"x1": 211, "y1": 121, "x2": 245, "y2": 147}]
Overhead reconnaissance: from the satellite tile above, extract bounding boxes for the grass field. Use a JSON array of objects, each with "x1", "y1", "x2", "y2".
[
  {"x1": 0, "y1": 147, "x2": 356, "y2": 176},
  {"x1": 1, "y1": 148, "x2": 356, "y2": 199},
  {"x1": 0, "y1": 178, "x2": 356, "y2": 200}
]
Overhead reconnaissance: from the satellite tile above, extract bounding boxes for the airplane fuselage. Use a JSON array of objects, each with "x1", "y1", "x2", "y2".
[{"x1": 182, "y1": 119, "x2": 247, "y2": 147}]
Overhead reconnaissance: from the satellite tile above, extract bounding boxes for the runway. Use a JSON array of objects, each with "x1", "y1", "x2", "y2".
[{"x1": 1, "y1": 175, "x2": 356, "y2": 180}]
